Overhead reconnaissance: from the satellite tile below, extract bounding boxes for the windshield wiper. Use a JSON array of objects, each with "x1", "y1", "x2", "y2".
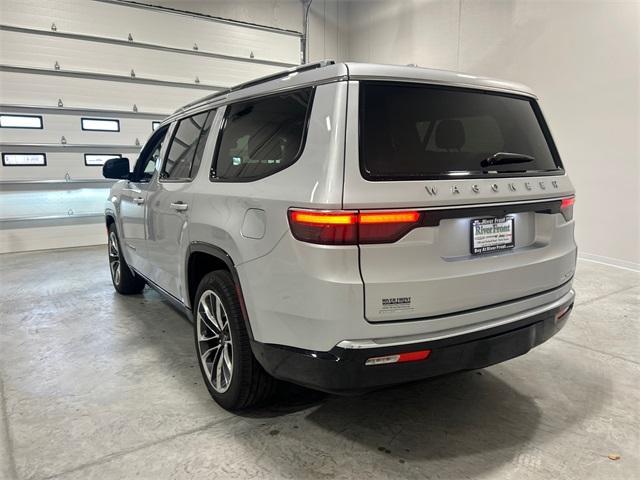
[{"x1": 481, "y1": 152, "x2": 535, "y2": 168}]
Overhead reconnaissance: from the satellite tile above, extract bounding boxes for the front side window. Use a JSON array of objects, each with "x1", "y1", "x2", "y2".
[
  {"x1": 162, "y1": 110, "x2": 213, "y2": 181},
  {"x1": 133, "y1": 127, "x2": 168, "y2": 182},
  {"x1": 360, "y1": 82, "x2": 562, "y2": 180},
  {"x1": 213, "y1": 88, "x2": 313, "y2": 181}
]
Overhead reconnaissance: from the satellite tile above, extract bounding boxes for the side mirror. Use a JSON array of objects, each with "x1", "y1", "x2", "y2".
[{"x1": 102, "y1": 157, "x2": 130, "y2": 179}]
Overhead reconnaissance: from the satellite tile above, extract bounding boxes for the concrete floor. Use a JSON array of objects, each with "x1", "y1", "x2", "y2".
[{"x1": 0, "y1": 246, "x2": 638, "y2": 480}]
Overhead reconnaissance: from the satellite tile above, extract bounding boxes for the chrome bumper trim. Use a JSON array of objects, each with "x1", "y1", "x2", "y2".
[{"x1": 337, "y1": 289, "x2": 575, "y2": 350}]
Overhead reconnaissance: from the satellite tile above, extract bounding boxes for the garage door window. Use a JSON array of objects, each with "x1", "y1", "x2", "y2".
[
  {"x1": 161, "y1": 110, "x2": 214, "y2": 181},
  {"x1": 212, "y1": 88, "x2": 313, "y2": 181},
  {"x1": 2, "y1": 153, "x2": 47, "y2": 166},
  {"x1": 81, "y1": 118, "x2": 120, "y2": 132},
  {"x1": 84, "y1": 154, "x2": 122, "y2": 166},
  {"x1": 0, "y1": 114, "x2": 43, "y2": 129}
]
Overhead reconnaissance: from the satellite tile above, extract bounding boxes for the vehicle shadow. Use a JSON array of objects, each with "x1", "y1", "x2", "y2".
[
  {"x1": 235, "y1": 363, "x2": 606, "y2": 479},
  {"x1": 305, "y1": 371, "x2": 541, "y2": 461}
]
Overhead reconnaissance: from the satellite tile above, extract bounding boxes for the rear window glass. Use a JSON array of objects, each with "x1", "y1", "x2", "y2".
[
  {"x1": 360, "y1": 82, "x2": 561, "y2": 180},
  {"x1": 213, "y1": 88, "x2": 313, "y2": 181}
]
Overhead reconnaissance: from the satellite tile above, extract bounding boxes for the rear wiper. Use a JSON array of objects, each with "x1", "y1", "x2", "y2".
[{"x1": 481, "y1": 152, "x2": 535, "y2": 168}]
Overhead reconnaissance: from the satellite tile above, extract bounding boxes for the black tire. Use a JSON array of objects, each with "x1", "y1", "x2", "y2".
[
  {"x1": 107, "y1": 223, "x2": 146, "y2": 295},
  {"x1": 194, "y1": 270, "x2": 276, "y2": 410}
]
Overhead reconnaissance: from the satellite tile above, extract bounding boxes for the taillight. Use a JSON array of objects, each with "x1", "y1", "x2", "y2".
[
  {"x1": 560, "y1": 196, "x2": 575, "y2": 221},
  {"x1": 288, "y1": 210, "x2": 358, "y2": 245},
  {"x1": 288, "y1": 209, "x2": 423, "y2": 245},
  {"x1": 358, "y1": 210, "x2": 422, "y2": 244}
]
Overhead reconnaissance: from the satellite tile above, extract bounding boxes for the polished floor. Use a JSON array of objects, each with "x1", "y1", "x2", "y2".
[{"x1": 0, "y1": 246, "x2": 638, "y2": 480}]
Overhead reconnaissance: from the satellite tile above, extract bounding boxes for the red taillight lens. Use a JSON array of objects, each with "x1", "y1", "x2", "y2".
[
  {"x1": 288, "y1": 209, "x2": 422, "y2": 245},
  {"x1": 288, "y1": 210, "x2": 358, "y2": 245},
  {"x1": 560, "y1": 196, "x2": 575, "y2": 221},
  {"x1": 358, "y1": 211, "x2": 421, "y2": 224},
  {"x1": 561, "y1": 196, "x2": 575, "y2": 210},
  {"x1": 358, "y1": 210, "x2": 422, "y2": 244}
]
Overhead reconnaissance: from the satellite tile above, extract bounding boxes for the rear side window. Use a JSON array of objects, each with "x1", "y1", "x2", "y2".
[
  {"x1": 162, "y1": 110, "x2": 214, "y2": 181},
  {"x1": 212, "y1": 88, "x2": 313, "y2": 181},
  {"x1": 360, "y1": 82, "x2": 562, "y2": 180}
]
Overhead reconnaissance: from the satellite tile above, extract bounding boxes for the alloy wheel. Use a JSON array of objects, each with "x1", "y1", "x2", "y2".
[
  {"x1": 108, "y1": 231, "x2": 121, "y2": 286},
  {"x1": 196, "y1": 290, "x2": 233, "y2": 393}
]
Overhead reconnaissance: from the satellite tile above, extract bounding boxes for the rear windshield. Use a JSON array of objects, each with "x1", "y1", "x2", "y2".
[{"x1": 360, "y1": 82, "x2": 562, "y2": 180}]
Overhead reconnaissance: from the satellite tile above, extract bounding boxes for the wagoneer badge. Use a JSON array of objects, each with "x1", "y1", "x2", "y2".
[{"x1": 425, "y1": 180, "x2": 559, "y2": 196}]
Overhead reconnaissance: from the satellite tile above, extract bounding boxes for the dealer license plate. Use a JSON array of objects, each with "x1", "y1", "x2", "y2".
[{"x1": 471, "y1": 217, "x2": 515, "y2": 255}]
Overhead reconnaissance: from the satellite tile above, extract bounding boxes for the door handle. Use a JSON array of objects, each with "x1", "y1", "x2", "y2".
[
  {"x1": 133, "y1": 197, "x2": 145, "y2": 205},
  {"x1": 170, "y1": 202, "x2": 189, "y2": 212}
]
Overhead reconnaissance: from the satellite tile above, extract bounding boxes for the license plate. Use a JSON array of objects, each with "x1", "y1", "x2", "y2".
[{"x1": 471, "y1": 217, "x2": 515, "y2": 255}]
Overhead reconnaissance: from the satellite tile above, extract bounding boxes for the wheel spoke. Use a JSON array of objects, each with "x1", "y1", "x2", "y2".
[
  {"x1": 109, "y1": 232, "x2": 119, "y2": 256},
  {"x1": 198, "y1": 329, "x2": 217, "y2": 342},
  {"x1": 223, "y1": 344, "x2": 232, "y2": 373},
  {"x1": 214, "y1": 296, "x2": 225, "y2": 331},
  {"x1": 110, "y1": 259, "x2": 120, "y2": 285},
  {"x1": 199, "y1": 299, "x2": 220, "y2": 336},
  {"x1": 200, "y1": 344, "x2": 220, "y2": 364},
  {"x1": 215, "y1": 349, "x2": 224, "y2": 390}
]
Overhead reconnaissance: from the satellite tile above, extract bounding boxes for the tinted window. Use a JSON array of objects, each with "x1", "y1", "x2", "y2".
[
  {"x1": 213, "y1": 88, "x2": 313, "y2": 181},
  {"x1": 360, "y1": 82, "x2": 561, "y2": 180},
  {"x1": 162, "y1": 111, "x2": 212, "y2": 180},
  {"x1": 134, "y1": 127, "x2": 168, "y2": 182},
  {"x1": 190, "y1": 111, "x2": 215, "y2": 178}
]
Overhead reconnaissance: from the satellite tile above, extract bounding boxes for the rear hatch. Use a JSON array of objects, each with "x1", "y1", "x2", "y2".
[{"x1": 347, "y1": 81, "x2": 577, "y2": 322}]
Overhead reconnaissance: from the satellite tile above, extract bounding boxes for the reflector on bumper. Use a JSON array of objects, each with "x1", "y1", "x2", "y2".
[{"x1": 365, "y1": 350, "x2": 431, "y2": 366}]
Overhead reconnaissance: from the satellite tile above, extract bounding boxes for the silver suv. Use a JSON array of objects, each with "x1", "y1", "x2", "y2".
[{"x1": 103, "y1": 61, "x2": 576, "y2": 410}]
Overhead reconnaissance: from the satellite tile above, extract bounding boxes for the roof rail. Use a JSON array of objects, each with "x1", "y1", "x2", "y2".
[
  {"x1": 233, "y1": 59, "x2": 335, "y2": 92},
  {"x1": 173, "y1": 60, "x2": 336, "y2": 115}
]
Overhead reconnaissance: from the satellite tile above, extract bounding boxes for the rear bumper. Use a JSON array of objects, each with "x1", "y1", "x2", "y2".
[{"x1": 251, "y1": 290, "x2": 574, "y2": 394}]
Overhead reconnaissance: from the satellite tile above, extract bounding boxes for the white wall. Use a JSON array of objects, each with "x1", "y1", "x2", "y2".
[
  {"x1": 307, "y1": 0, "x2": 350, "y2": 61},
  {"x1": 343, "y1": 0, "x2": 640, "y2": 269}
]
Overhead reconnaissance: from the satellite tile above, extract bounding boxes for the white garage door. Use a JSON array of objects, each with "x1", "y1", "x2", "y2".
[{"x1": 0, "y1": 0, "x2": 301, "y2": 252}]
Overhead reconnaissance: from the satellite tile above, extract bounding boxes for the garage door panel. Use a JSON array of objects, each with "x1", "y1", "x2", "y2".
[
  {"x1": 0, "y1": 29, "x2": 283, "y2": 88},
  {"x1": 0, "y1": 0, "x2": 301, "y2": 65},
  {"x1": 0, "y1": 71, "x2": 210, "y2": 113},
  {"x1": 0, "y1": 112, "x2": 161, "y2": 146},
  {"x1": 0, "y1": 0, "x2": 301, "y2": 253},
  {"x1": 0, "y1": 151, "x2": 140, "y2": 181}
]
